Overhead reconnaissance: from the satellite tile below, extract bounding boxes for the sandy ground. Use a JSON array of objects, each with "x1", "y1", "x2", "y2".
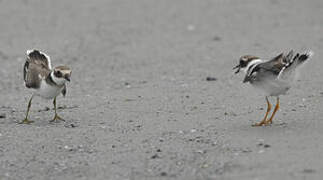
[{"x1": 0, "y1": 0, "x2": 323, "y2": 179}]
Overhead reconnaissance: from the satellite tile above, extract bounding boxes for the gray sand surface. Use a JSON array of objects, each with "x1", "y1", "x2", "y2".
[{"x1": 0, "y1": 0, "x2": 323, "y2": 179}]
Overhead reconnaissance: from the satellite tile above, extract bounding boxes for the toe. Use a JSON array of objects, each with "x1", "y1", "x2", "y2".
[
  {"x1": 50, "y1": 115, "x2": 65, "y2": 123},
  {"x1": 19, "y1": 119, "x2": 34, "y2": 124}
]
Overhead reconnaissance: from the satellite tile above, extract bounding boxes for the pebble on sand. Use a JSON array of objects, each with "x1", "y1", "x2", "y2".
[
  {"x1": 213, "y1": 36, "x2": 222, "y2": 41},
  {"x1": 206, "y1": 77, "x2": 217, "y2": 81},
  {"x1": 0, "y1": 113, "x2": 6, "y2": 118}
]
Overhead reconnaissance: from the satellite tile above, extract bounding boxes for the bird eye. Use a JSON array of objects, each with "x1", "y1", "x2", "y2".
[
  {"x1": 55, "y1": 71, "x2": 62, "y2": 77},
  {"x1": 240, "y1": 58, "x2": 248, "y2": 67}
]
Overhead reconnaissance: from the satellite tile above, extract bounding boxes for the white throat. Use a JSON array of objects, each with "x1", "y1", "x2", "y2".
[
  {"x1": 243, "y1": 59, "x2": 263, "y2": 74},
  {"x1": 50, "y1": 72, "x2": 66, "y2": 86}
]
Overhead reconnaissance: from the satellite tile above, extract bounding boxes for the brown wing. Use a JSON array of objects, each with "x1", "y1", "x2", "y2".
[
  {"x1": 243, "y1": 50, "x2": 294, "y2": 83},
  {"x1": 26, "y1": 50, "x2": 51, "y2": 69},
  {"x1": 24, "y1": 50, "x2": 51, "y2": 89},
  {"x1": 255, "y1": 50, "x2": 294, "y2": 74}
]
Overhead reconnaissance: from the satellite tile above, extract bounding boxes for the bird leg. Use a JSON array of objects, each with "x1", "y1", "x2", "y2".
[
  {"x1": 253, "y1": 96, "x2": 272, "y2": 126},
  {"x1": 50, "y1": 97, "x2": 65, "y2": 123},
  {"x1": 20, "y1": 95, "x2": 34, "y2": 124},
  {"x1": 266, "y1": 97, "x2": 280, "y2": 124}
]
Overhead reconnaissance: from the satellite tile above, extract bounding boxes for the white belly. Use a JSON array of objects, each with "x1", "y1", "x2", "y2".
[
  {"x1": 252, "y1": 79, "x2": 291, "y2": 96},
  {"x1": 35, "y1": 80, "x2": 63, "y2": 99}
]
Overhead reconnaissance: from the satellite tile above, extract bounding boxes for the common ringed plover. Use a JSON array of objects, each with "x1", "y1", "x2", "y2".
[
  {"x1": 234, "y1": 50, "x2": 313, "y2": 126},
  {"x1": 22, "y1": 50, "x2": 71, "y2": 124}
]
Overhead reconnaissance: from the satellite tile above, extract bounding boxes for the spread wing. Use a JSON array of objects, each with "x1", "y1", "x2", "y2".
[
  {"x1": 23, "y1": 50, "x2": 52, "y2": 89},
  {"x1": 243, "y1": 50, "x2": 294, "y2": 83}
]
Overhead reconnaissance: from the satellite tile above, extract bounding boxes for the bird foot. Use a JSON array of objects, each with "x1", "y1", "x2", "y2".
[
  {"x1": 19, "y1": 118, "x2": 34, "y2": 124},
  {"x1": 265, "y1": 119, "x2": 273, "y2": 125},
  {"x1": 252, "y1": 121, "x2": 272, "y2": 127},
  {"x1": 50, "y1": 114, "x2": 65, "y2": 123}
]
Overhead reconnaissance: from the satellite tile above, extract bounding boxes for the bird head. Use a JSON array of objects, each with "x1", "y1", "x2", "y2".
[
  {"x1": 53, "y1": 66, "x2": 72, "y2": 85},
  {"x1": 233, "y1": 55, "x2": 259, "y2": 74}
]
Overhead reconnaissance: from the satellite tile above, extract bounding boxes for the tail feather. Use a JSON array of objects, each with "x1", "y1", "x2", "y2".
[
  {"x1": 278, "y1": 50, "x2": 313, "y2": 79},
  {"x1": 298, "y1": 50, "x2": 314, "y2": 62},
  {"x1": 287, "y1": 50, "x2": 312, "y2": 66},
  {"x1": 284, "y1": 50, "x2": 294, "y2": 63}
]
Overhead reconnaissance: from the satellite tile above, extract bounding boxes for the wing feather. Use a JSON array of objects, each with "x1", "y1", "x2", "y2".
[
  {"x1": 26, "y1": 49, "x2": 52, "y2": 69},
  {"x1": 24, "y1": 50, "x2": 51, "y2": 89},
  {"x1": 243, "y1": 50, "x2": 294, "y2": 83}
]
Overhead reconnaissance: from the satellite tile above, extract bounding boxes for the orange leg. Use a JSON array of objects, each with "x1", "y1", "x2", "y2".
[
  {"x1": 266, "y1": 97, "x2": 280, "y2": 124},
  {"x1": 253, "y1": 96, "x2": 272, "y2": 126}
]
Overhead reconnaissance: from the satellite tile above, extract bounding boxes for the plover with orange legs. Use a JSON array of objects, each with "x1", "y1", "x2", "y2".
[{"x1": 234, "y1": 50, "x2": 313, "y2": 126}]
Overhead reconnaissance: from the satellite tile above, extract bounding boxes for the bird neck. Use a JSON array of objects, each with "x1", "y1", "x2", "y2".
[
  {"x1": 49, "y1": 71, "x2": 66, "y2": 86},
  {"x1": 244, "y1": 59, "x2": 263, "y2": 74}
]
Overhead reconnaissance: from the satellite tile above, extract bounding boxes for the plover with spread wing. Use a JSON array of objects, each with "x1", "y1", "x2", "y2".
[
  {"x1": 233, "y1": 50, "x2": 313, "y2": 126},
  {"x1": 22, "y1": 50, "x2": 72, "y2": 124}
]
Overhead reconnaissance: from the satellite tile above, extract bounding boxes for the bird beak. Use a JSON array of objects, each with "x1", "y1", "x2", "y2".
[
  {"x1": 242, "y1": 76, "x2": 249, "y2": 83},
  {"x1": 233, "y1": 64, "x2": 241, "y2": 74},
  {"x1": 65, "y1": 75, "x2": 71, "y2": 82}
]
